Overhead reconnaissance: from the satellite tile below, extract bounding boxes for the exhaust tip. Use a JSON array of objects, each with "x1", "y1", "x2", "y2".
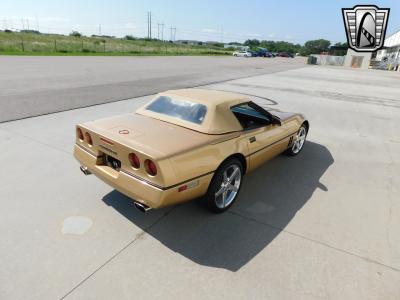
[
  {"x1": 80, "y1": 166, "x2": 92, "y2": 175},
  {"x1": 134, "y1": 202, "x2": 151, "y2": 213}
]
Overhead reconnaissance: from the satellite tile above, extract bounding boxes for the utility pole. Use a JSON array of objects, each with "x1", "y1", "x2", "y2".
[
  {"x1": 161, "y1": 23, "x2": 164, "y2": 41},
  {"x1": 170, "y1": 27, "x2": 176, "y2": 42},
  {"x1": 157, "y1": 23, "x2": 160, "y2": 40},
  {"x1": 147, "y1": 11, "x2": 152, "y2": 39},
  {"x1": 21, "y1": 18, "x2": 25, "y2": 30},
  {"x1": 99, "y1": 24, "x2": 101, "y2": 36}
]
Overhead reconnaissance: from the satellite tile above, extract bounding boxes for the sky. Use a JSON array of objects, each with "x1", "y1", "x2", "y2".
[{"x1": 1, "y1": 0, "x2": 399, "y2": 44}]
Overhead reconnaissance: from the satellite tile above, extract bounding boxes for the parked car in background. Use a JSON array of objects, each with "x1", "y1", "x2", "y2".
[
  {"x1": 265, "y1": 51, "x2": 274, "y2": 57},
  {"x1": 250, "y1": 48, "x2": 273, "y2": 57},
  {"x1": 250, "y1": 50, "x2": 259, "y2": 57},
  {"x1": 277, "y1": 52, "x2": 294, "y2": 58},
  {"x1": 233, "y1": 51, "x2": 252, "y2": 57}
]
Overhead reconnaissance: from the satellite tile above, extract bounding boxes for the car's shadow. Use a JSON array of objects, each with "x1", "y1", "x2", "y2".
[{"x1": 103, "y1": 141, "x2": 333, "y2": 271}]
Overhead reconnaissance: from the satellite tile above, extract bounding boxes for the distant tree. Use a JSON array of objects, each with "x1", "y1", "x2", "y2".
[
  {"x1": 334, "y1": 42, "x2": 348, "y2": 48},
  {"x1": 125, "y1": 35, "x2": 136, "y2": 40},
  {"x1": 244, "y1": 39, "x2": 261, "y2": 47},
  {"x1": 303, "y1": 39, "x2": 331, "y2": 55},
  {"x1": 247, "y1": 40, "x2": 302, "y2": 53},
  {"x1": 210, "y1": 42, "x2": 223, "y2": 48},
  {"x1": 330, "y1": 42, "x2": 348, "y2": 56},
  {"x1": 69, "y1": 31, "x2": 82, "y2": 37}
]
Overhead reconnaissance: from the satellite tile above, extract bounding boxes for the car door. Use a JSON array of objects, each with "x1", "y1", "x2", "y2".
[
  {"x1": 231, "y1": 102, "x2": 290, "y2": 172},
  {"x1": 244, "y1": 124, "x2": 288, "y2": 172}
]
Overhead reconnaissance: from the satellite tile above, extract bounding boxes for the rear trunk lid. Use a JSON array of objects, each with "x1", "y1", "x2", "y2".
[{"x1": 82, "y1": 113, "x2": 233, "y2": 159}]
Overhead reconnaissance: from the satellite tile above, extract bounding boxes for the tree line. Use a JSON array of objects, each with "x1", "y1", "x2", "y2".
[{"x1": 242, "y1": 39, "x2": 348, "y2": 56}]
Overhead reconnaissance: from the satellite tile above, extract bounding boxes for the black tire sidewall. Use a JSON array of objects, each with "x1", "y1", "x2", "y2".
[{"x1": 206, "y1": 158, "x2": 243, "y2": 213}]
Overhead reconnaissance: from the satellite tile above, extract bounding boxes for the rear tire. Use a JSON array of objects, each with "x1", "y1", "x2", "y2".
[{"x1": 205, "y1": 158, "x2": 243, "y2": 213}]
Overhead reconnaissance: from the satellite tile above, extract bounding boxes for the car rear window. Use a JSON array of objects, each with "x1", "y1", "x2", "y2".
[{"x1": 146, "y1": 95, "x2": 207, "y2": 124}]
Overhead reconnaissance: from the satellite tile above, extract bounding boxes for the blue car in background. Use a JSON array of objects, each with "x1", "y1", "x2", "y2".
[{"x1": 251, "y1": 48, "x2": 274, "y2": 57}]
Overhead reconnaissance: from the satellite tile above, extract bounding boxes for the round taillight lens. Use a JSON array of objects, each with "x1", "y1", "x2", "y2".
[
  {"x1": 145, "y1": 159, "x2": 157, "y2": 176},
  {"x1": 129, "y1": 153, "x2": 140, "y2": 169},
  {"x1": 77, "y1": 128, "x2": 84, "y2": 140},
  {"x1": 85, "y1": 132, "x2": 93, "y2": 146}
]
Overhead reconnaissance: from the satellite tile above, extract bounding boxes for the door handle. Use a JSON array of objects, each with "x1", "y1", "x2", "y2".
[{"x1": 249, "y1": 136, "x2": 256, "y2": 143}]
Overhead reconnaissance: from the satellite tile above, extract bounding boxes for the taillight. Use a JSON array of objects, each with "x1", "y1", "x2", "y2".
[
  {"x1": 85, "y1": 132, "x2": 93, "y2": 146},
  {"x1": 144, "y1": 159, "x2": 157, "y2": 176},
  {"x1": 129, "y1": 153, "x2": 140, "y2": 169},
  {"x1": 77, "y1": 128, "x2": 84, "y2": 140}
]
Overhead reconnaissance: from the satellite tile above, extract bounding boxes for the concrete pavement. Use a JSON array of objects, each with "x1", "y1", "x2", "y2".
[
  {"x1": 0, "y1": 64, "x2": 399, "y2": 299},
  {"x1": 0, "y1": 56, "x2": 305, "y2": 122}
]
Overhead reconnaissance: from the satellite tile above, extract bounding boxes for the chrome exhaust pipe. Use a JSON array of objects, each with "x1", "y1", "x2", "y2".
[
  {"x1": 80, "y1": 166, "x2": 92, "y2": 175},
  {"x1": 134, "y1": 202, "x2": 152, "y2": 213}
]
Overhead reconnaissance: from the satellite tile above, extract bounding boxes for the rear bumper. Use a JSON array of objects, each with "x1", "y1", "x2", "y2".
[{"x1": 73, "y1": 144, "x2": 213, "y2": 209}]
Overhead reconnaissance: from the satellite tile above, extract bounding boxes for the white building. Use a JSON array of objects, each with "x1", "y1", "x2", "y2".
[
  {"x1": 344, "y1": 30, "x2": 400, "y2": 69},
  {"x1": 375, "y1": 30, "x2": 400, "y2": 62}
]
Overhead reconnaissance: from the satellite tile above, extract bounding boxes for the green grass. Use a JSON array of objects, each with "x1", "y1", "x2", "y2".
[{"x1": 0, "y1": 31, "x2": 232, "y2": 56}]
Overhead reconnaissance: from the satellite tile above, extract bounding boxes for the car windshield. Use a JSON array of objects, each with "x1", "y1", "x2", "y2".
[
  {"x1": 146, "y1": 95, "x2": 207, "y2": 124},
  {"x1": 231, "y1": 103, "x2": 270, "y2": 121}
]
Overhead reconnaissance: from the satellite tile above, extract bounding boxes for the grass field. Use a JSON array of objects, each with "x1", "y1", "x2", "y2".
[{"x1": 0, "y1": 31, "x2": 232, "y2": 56}]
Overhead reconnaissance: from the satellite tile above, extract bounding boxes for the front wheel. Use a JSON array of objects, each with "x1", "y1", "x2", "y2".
[
  {"x1": 205, "y1": 158, "x2": 243, "y2": 213},
  {"x1": 285, "y1": 124, "x2": 307, "y2": 156}
]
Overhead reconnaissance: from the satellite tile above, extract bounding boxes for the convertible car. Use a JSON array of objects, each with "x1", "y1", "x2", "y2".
[{"x1": 74, "y1": 89, "x2": 308, "y2": 213}]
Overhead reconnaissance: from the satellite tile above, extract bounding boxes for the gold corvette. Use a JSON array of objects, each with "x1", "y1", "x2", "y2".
[{"x1": 74, "y1": 89, "x2": 308, "y2": 213}]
